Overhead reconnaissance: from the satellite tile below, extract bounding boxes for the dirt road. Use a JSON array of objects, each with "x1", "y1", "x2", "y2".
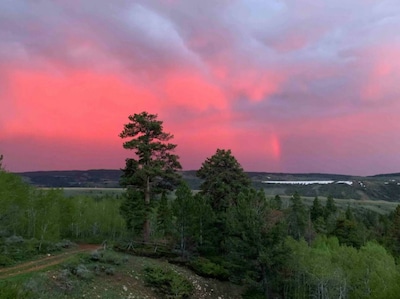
[{"x1": 0, "y1": 244, "x2": 100, "y2": 280}]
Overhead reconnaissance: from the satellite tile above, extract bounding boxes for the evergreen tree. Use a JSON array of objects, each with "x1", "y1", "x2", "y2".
[
  {"x1": 196, "y1": 149, "x2": 251, "y2": 254},
  {"x1": 345, "y1": 204, "x2": 354, "y2": 221},
  {"x1": 325, "y1": 195, "x2": 337, "y2": 218},
  {"x1": 310, "y1": 196, "x2": 324, "y2": 222},
  {"x1": 197, "y1": 149, "x2": 251, "y2": 212},
  {"x1": 172, "y1": 181, "x2": 196, "y2": 256},
  {"x1": 119, "y1": 112, "x2": 181, "y2": 242},
  {"x1": 332, "y1": 216, "x2": 364, "y2": 248},
  {"x1": 227, "y1": 189, "x2": 288, "y2": 297},
  {"x1": 119, "y1": 189, "x2": 146, "y2": 237},
  {"x1": 287, "y1": 192, "x2": 307, "y2": 240},
  {"x1": 389, "y1": 205, "x2": 400, "y2": 256},
  {"x1": 156, "y1": 192, "x2": 173, "y2": 239},
  {"x1": 271, "y1": 194, "x2": 283, "y2": 210}
]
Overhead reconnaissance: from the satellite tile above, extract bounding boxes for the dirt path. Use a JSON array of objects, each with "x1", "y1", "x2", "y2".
[{"x1": 0, "y1": 244, "x2": 101, "y2": 280}]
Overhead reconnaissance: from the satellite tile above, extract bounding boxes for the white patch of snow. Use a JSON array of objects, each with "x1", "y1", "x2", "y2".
[
  {"x1": 262, "y1": 180, "x2": 334, "y2": 185},
  {"x1": 336, "y1": 181, "x2": 353, "y2": 185},
  {"x1": 262, "y1": 180, "x2": 353, "y2": 185}
]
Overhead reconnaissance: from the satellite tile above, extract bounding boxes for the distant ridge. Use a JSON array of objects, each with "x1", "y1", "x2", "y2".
[
  {"x1": 369, "y1": 172, "x2": 400, "y2": 178},
  {"x1": 17, "y1": 169, "x2": 122, "y2": 188},
  {"x1": 13, "y1": 169, "x2": 400, "y2": 202}
]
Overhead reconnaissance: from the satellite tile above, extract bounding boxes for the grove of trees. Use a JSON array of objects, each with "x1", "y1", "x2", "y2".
[{"x1": 2, "y1": 111, "x2": 400, "y2": 298}]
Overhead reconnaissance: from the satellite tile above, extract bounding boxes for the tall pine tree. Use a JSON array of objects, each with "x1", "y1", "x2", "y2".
[{"x1": 119, "y1": 112, "x2": 181, "y2": 242}]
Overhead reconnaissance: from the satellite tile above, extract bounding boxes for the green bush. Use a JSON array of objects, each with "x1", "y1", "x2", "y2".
[
  {"x1": 0, "y1": 254, "x2": 14, "y2": 266},
  {"x1": 101, "y1": 251, "x2": 124, "y2": 265},
  {"x1": 89, "y1": 249, "x2": 127, "y2": 265},
  {"x1": 105, "y1": 266, "x2": 115, "y2": 275},
  {"x1": 0, "y1": 282, "x2": 32, "y2": 299},
  {"x1": 143, "y1": 266, "x2": 193, "y2": 298},
  {"x1": 75, "y1": 264, "x2": 93, "y2": 280},
  {"x1": 55, "y1": 239, "x2": 76, "y2": 249},
  {"x1": 189, "y1": 257, "x2": 229, "y2": 280},
  {"x1": 241, "y1": 287, "x2": 265, "y2": 299}
]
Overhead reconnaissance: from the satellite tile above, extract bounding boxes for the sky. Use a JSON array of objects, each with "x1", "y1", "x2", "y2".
[{"x1": 1, "y1": 0, "x2": 400, "y2": 175}]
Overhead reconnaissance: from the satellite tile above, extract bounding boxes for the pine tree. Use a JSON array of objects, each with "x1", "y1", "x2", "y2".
[
  {"x1": 325, "y1": 195, "x2": 337, "y2": 218},
  {"x1": 271, "y1": 194, "x2": 283, "y2": 210},
  {"x1": 310, "y1": 196, "x2": 324, "y2": 222},
  {"x1": 156, "y1": 192, "x2": 173, "y2": 238},
  {"x1": 287, "y1": 192, "x2": 307, "y2": 240},
  {"x1": 172, "y1": 181, "x2": 196, "y2": 256},
  {"x1": 119, "y1": 112, "x2": 181, "y2": 242},
  {"x1": 197, "y1": 149, "x2": 251, "y2": 212},
  {"x1": 197, "y1": 149, "x2": 251, "y2": 254}
]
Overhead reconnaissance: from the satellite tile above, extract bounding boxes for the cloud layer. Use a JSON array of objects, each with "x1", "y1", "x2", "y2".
[{"x1": 1, "y1": 0, "x2": 400, "y2": 175}]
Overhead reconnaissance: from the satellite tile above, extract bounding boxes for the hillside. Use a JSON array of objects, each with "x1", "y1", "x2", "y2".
[
  {"x1": 0, "y1": 247, "x2": 243, "y2": 298},
  {"x1": 15, "y1": 169, "x2": 400, "y2": 202}
]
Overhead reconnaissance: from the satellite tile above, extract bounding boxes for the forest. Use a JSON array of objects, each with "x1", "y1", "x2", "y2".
[{"x1": 1, "y1": 114, "x2": 400, "y2": 298}]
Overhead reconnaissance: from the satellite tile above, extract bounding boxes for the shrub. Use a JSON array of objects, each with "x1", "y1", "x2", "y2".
[
  {"x1": 143, "y1": 266, "x2": 193, "y2": 298},
  {"x1": 241, "y1": 287, "x2": 266, "y2": 299},
  {"x1": 36, "y1": 240, "x2": 58, "y2": 253},
  {"x1": 102, "y1": 251, "x2": 124, "y2": 265},
  {"x1": 75, "y1": 264, "x2": 93, "y2": 280},
  {"x1": 89, "y1": 250, "x2": 102, "y2": 261},
  {"x1": 5, "y1": 235, "x2": 24, "y2": 244},
  {"x1": 105, "y1": 267, "x2": 115, "y2": 275},
  {"x1": 55, "y1": 239, "x2": 76, "y2": 249},
  {"x1": 0, "y1": 282, "x2": 32, "y2": 299},
  {"x1": 62, "y1": 256, "x2": 82, "y2": 274},
  {"x1": 0, "y1": 254, "x2": 14, "y2": 266},
  {"x1": 23, "y1": 275, "x2": 49, "y2": 295},
  {"x1": 189, "y1": 257, "x2": 229, "y2": 280},
  {"x1": 53, "y1": 269, "x2": 74, "y2": 293}
]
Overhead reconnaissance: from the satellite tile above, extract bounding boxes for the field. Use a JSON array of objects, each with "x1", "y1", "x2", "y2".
[
  {"x1": 60, "y1": 187, "x2": 399, "y2": 215},
  {"x1": 21, "y1": 169, "x2": 400, "y2": 202},
  {"x1": 61, "y1": 187, "x2": 125, "y2": 197},
  {"x1": 279, "y1": 195, "x2": 399, "y2": 214}
]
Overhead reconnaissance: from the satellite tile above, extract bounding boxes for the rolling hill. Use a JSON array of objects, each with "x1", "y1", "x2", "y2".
[{"x1": 15, "y1": 169, "x2": 400, "y2": 202}]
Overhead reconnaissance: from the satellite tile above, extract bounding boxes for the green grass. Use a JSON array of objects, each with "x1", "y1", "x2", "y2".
[
  {"x1": 61, "y1": 187, "x2": 125, "y2": 197},
  {"x1": 276, "y1": 195, "x2": 398, "y2": 214}
]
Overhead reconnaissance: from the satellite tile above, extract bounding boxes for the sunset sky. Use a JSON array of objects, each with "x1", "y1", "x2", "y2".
[{"x1": 1, "y1": 0, "x2": 400, "y2": 175}]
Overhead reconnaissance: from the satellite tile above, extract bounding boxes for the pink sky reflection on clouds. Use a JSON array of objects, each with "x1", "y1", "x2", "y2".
[{"x1": 1, "y1": 0, "x2": 400, "y2": 175}]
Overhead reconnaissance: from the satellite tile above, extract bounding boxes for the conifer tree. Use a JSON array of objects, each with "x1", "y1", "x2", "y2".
[
  {"x1": 197, "y1": 149, "x2": 251, "y2": 212},
  {"x1": 310, "y1": 196, "x2": 324, "y2": 222},
  {"x1": 119, "y1": 112, "x2": 181, "y2": 241},
  {"x1": 197, "y1": 149, "x2": 251, "y2": 254},
  {"x1": 287, "y1": 192, "x2": 307, "y2": 240},
  {"x1": 325, "y1": 195, "x2": 337, "y2": 218},
  {"x1": 172, "y1": 181, "x2": 196, "y2": 256},
  {"x1": 156, "y1": 192, "x2": 173, "y2": 238}
]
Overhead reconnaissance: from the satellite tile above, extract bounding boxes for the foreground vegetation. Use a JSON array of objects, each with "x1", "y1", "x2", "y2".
[
  {"x1": 2, "y1": 113, "x2": 400, "y2": 298},
  {"x1": 0, "y1": 248, "x2": 243, "y2": 299}
]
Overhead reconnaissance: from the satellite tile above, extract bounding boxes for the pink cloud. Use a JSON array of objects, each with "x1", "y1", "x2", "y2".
[
  {"x1": 1, "y1": 0, "x2": 400, "y2": 175},
  {"x1": 5, "y1": 68, "x2": 160, "y2": 140},
  {"x1": 162, "y1": 70, "x2": 227, "y2": 111}
]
